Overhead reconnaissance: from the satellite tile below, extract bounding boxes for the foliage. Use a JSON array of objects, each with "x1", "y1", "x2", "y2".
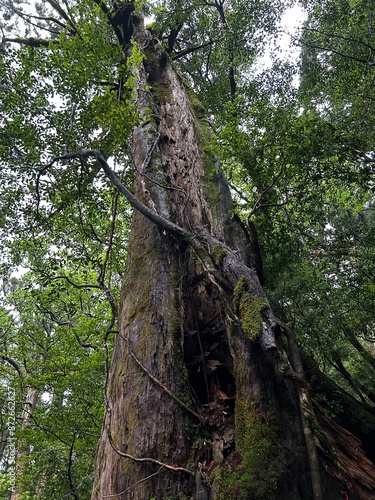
[{"x1": 0, "y1": 0, "x2": 374, "y2": 497}]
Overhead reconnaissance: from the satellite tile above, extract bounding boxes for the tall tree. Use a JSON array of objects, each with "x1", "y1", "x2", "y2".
[{"x1": 0, "y1": 1, "x2": 374, "y2": 499}]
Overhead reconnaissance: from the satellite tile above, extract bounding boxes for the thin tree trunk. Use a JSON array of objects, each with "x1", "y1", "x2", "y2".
[
  {"x1": 0, "y1": 428, "x2": 9, "y2": 463},
  {"x1": 342, "y1": 325, "x2": 375, "y2": 369},
  {"x1": 11, "y1": 387, "x2": 38, "y2": 500}
]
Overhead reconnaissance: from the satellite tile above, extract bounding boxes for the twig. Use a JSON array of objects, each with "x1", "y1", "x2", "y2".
[
  {"x1": 95, "y1": 466, "x2": 165, "y2": 498},
  {"x1": 248, "y1": 170, "x2": 284, "y2": 216},
  {"x1": 123, "y1": 335, "x2": 201, "y2": 420},
  {"x1": 228, "y1": 181, "x2": 251, "y2": 204},
  {"x1": 106, "y1": 406, "x2": 194, "y2": 476}
]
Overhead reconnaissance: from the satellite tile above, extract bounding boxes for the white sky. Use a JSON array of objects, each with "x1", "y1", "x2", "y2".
[
  {"x1": 260, "y1": 4, "x2": 307, "y2": 69},
  {"x1": 279, "y1": 4, "x2": 307, "y2": 57}
]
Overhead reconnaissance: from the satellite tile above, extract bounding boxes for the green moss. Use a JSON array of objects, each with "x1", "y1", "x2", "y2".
[
  {"x1": 150, "y1": 81, "x2": 172, "y2": 104},
  {"x1": 233, "y1": 276, "x2": 267, "y2": 341},
  {"x1": 141, "y1": 116, "x2": 157, "y2": 128},
  {"x1": 188, "y1": 90, "x2": 208, "y2": 123},
  {"x1": 233, "y1": 398, "x2": 285, "y2": 499},
  {"x1": 211, "y1": 244, "x2": 227, "y2": 265},
  {"x1": 208, "y1": 398, "x2": 284, "y2": 499},
  {"x1": 208, "y1": 398, "x2": 286, "y2": 499},
  {"x1": 210, "y1": 467, "x2": 243, "y2": 499}
]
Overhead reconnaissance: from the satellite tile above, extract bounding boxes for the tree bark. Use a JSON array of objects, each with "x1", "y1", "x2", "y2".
[
  {"x1": 11, "y1": 387, "x2": 38, "y2": 500},
  {"x1": 92, "y1": 14, "x2": 375, "y2": 500}
]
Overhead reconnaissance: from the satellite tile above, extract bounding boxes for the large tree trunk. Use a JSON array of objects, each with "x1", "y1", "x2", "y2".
[{"x1": 92, "y1": 16, "x2": 375, "y2": 500}]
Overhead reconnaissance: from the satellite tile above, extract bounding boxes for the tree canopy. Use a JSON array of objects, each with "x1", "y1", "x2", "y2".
[{"x1": 0, "y1": 0, "x2": 374, "y2": 498}]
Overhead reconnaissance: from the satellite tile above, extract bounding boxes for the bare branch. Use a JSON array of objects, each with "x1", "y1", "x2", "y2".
[
  {"x1": 106, "y1": 406, "x2": 195, "y2": 476},
  {"x1": 172, "y1": 40, "x2": 214, "y2": 60},
  {"x1": 123, "y1": 335, "x2": 201, "y2": 420},
  {"x1": 1, "y1": 355, "x2": 24, "y2": 378},
  {"x1": 49, "y1": 150, "x2": 192, "y2": 242},
  {"x1": 3, "y1": 37, "x2": 58, "y2": 48},
  {"x1": 94, "y1": 467, "x2": 165, "y2": 498}
]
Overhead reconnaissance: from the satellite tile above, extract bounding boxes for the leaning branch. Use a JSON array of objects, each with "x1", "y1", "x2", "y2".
[
  {"x1": 1, "y1": 355, "x2": 24, "y2": 379},
  {"x1": 50, "y1": 150, "x2": 192, "y2": 242}
]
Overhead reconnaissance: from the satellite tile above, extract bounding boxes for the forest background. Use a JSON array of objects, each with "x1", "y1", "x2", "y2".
[{"x1": 0, "y1": 0, "x2": 374, "y2": 498}]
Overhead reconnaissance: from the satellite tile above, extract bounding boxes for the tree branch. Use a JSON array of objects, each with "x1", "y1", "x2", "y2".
[
  {"x1": 3, "y1": 37, "x2": 58, "y2": 48},
  {"x1": 91, "y1": 0, "x2": 132, "y2": 47},
  {"x1": 298, "y1": 36, "x2": 375, "y2": 66},
  {"x1": 248, "y1": 170, "x2": 284, "y2": 216},
  {"x1": 172, "y1": 40, "x2": 214, "y2": 60},
  {"x1": 167, "y1": 23, "x2": 183, "y2": 53},
  {"x1": 48, "y1": 274, "x2": 101, "y2": 289},
  {"x1": 45, "y1": 0, "x2": 77, "y2": 34},
  {"x1": 303, "y1": 28, "x2": 375, "y2": 54},
  {"x1": 67, "y1": 427, "x2": 79, "y2": 500},
  {"x1": 1, "y1": 355, "x2": 24, "y2": 379},
  {"x1": 95, "y1": 467, "x2": 165, "y2": 498},
  {"x1": 106, "y1": 406, "x2": 194, "y2": 476},
  {"x1": 50, "y1": 150, "x2": 192, "y2": 242}
]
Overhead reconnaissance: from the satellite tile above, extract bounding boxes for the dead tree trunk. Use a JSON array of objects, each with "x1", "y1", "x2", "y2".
[{"x1": 92, "y1": 15, "x2": 375, "y2": 500}]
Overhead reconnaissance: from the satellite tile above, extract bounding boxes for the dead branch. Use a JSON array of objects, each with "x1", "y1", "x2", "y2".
[
  {"x1": 105, "y1": 405, "x2": 194, "y2": 476},
  {"x1": 95, "y1": 466, "x2": 165, "y2": 498},
  {"x1": 123, "y1": 335, "x2": 201, "y2": 420},
  {"x1": 49, "y1": 150, "x2": 193, "y2": 242}
]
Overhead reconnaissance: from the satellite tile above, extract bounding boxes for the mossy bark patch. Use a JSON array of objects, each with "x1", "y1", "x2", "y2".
[
  {"x1": 233, "y1": 398, "x2": 285, "y2": 499},
  {"x1": 209, "y1": 397, "x2": 286, "y2": 499},
  {"x1": 233, "y1": 276, "x2": 267, "y2": 341},
  {"x1": 211, "y1": 244, "x2": 227, "y2": 265}
]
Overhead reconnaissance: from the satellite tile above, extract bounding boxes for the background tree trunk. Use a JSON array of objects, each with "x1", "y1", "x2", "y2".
[
  {"x1": 92, "y1": 17, "x2": 375, "y2": 500},
  {"x1": 11, "y1": 387, "x2": 38, "y2": 500}
]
